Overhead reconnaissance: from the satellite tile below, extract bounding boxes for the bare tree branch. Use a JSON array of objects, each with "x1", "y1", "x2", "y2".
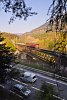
[
  {"x1": 48, "y1": 0, "x2": 67, "y2": 32},
  {"x1": 0, "y1": 0, "x2": 37, "y2": 23}
]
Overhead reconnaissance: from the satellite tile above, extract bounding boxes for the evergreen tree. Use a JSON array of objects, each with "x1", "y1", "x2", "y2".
[
  {"x1": 36, "y1": 82, "x2": 58, "y2": 100},
  {"x1": 0, "y1": 34, "x2": 14, "y2": 83}
]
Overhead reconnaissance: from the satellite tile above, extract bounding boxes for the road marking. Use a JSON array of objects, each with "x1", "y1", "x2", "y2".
[
  {"x1": 36, "y1": 74, "x2": 67, "y2": 86},
  {"x1": 0, "y1": 84, "x2": 5, "y2": 88},
  {"x1": 32, "y1": 86, "x2": 43, "y2": 92},
  {"x1": 9, "y1": 90, "x2": 23, "y2": 99},
  {"x1": 15, "y1": 67, "x2": 67, "y2": 86},
  {"x1": 12, "y1": 78, "x2": 28, "y2": 86},
  {"x1": 46, "y1": 81, "x2": 57, "y2": 86},
  {"x1": 15, "y1": 64, "x2": 53, "y2": 76},
  {"x1": 0, "y1": 84, "x2": 23, "y2": 99},
  {"x1": 12, "y1": 79, "x2": 65, "y2": 100},
  {"x1": 53, "y1": 95, "x2": 65, "y2": 100},
  {"x1": 12, "y1": 78, "x2": 43, "y2": 92}
]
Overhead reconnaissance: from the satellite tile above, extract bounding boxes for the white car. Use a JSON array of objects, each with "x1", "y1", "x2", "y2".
[
  {"x1": 20, "y1": 72, "x2": 37, "y2": 83},
  {"x1": 14, "y1": 84, "x2": 31, "y2": 97}
]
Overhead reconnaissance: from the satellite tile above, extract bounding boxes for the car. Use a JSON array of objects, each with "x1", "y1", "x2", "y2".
[
  {"x1": 20, "y1": 72, "x2": 37, "y2": 83},
  {"x1": 13, "y1": 84, "x2": 31, "y2": 97}
]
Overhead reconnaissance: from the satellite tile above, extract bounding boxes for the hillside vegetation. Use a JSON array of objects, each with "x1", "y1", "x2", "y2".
[
  {"x1": 18, "y1": 23, "x2": 67, "y2": 52},
  {"x1": 0, "y1": 32, "x2": 19, "y2": 51},
  {"x1": 0, "y1": 23, "x2": 67, "y2": 53}
]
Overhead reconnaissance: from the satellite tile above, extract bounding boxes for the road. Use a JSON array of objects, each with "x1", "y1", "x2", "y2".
[
  {"x1": 1, "y1": 63, "x2": 67, "y2": 100},
  {"x1": 11, "y1": 64, "x2": 67, "y2": 100}
]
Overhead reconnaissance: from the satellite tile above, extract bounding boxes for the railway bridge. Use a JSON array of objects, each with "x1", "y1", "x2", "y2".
[{"x1": 15, "y1": 43, "x2": 67, "y2": 67}]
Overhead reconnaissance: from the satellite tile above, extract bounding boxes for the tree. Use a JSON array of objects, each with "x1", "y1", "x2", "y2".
[
  {"x1": 47, "y1": 0, "x2": 67, "y2": 52},
  {"x1": 0, "y1": 0, "x2": 37, "y2": 23},
  {"x1": 47, "y1": 0, "x2": 67, "y2": 31},
  {"x1": 0, "y1": 34, "x2": 15, "y2": 83},
  {"x1": 35, "y1": 82, "x2": 58, "y2": 100},
  {"x1": 47, "y1": 0, "x2": 67, "y2": 74},
  {"x1": 8, "y1": 68, "x2": 20, "y2": 79}
]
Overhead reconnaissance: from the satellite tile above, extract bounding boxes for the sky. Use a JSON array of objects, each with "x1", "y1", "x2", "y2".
[{"x1": 0, "y1": 0, "x2": 52, "y2": 34}]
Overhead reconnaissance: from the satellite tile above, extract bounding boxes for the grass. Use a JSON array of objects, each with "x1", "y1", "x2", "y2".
[
  {"x1": 18, "y1": 59, "x2": 54, "y2": 73},
  {"x1": 16, "y1": 59, "x2": 67, "y2": 79}
]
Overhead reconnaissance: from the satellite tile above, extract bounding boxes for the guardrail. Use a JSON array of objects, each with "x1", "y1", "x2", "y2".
[
  {"x1": 16, "y1": 64, "x2": 67, "y2": 83},
  {"x1": 55, "y1": 74, "x2": 67, "y2": 82}
]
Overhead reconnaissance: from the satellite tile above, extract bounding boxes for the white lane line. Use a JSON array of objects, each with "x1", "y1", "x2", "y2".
[
  {"x1": 46, "y1": 81, "x2": 57, "y2": 86},
  {"x1": 0, "y1": 84, "x2": 5, "y2": 88},
  {"x1": 15, "y1": 67, "x2": 67, "y2": 86},
  {"x1": 12, "y1": 78, "x2": 28, "y2": 86},
  {"x1": 12, "y1": 78, "x2": 42, "y2": 92},
  {"x1": 32, "y1": 86, "x2": 65, "y2": 100},
  {"x1": 53, "y1": 95, "x2": 65, "y2": 100},
  {"x1": 32, "y1": 86, "x2": 43, "y2": 92},
  {"x1": 9, "y1": 90, "x2": 23, "y2": 99},
  {"x1": 36, "y1": 74, "x2": 67, "y2": 86},
  {"x1": 0, "y1": 84, "x2": 23, "y2": 99},
  {"x1": 12, "y1": 79, "x2": 64, "y2": 100}
]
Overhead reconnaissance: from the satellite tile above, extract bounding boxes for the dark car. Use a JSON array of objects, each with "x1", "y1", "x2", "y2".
[{"x1": 13, "y1": 84, "x2": 31, "y2": 97}]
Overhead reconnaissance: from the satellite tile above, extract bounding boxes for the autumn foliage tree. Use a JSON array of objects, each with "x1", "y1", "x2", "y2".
[
  {"x1": 47, "y1": 0, "x2": 67, "y2": 53},
  {"x1": 48, "y1": 0, "x2": 67, "y2": 75}
]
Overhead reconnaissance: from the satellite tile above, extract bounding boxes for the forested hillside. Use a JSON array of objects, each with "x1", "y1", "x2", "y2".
[
  {"x1": 18, "y1": 23, "x2": 67, "y2": 52},
  {"x1": 0, "y1": 32, "x2": 19, "y2": 50},
  {"x1": 0, "y1": 23, "x2": 67, "y2": 52}
]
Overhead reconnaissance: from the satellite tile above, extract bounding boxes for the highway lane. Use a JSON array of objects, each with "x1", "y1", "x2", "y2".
[
  {"x1": 13, "y1": 64, "x2": 67, "y2": 100},
  {"x1": 13, "y1": 64, "x2": 67, "y2": 86},
  {"x1": 11, "y1": 79, "x2": 63, "y2": 100},
  {"x1": 3, "y1": 79, "x2": 40, "y2": 100}
]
